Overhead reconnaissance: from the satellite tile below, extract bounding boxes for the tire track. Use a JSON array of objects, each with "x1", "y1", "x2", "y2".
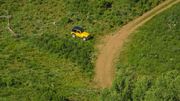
[{"x1": 94, "y1": 0, "x2": 180, "y2": 88}]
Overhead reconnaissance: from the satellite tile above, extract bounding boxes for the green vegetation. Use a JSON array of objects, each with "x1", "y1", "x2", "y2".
[
  {"x1": 102, "y1": 3, "x2": 180, "y2": 101},
  {"x1": 0, "y1": 35, "x2": 99, "y2": 101},
  {"x1": 0, "y1": 0, "x2": 166, "y2": 36},
  {"x1": 32, "y1": 34, "x2": 94, "y2": 75},
  {"x1": 0, "y1": 0, "x2": 165, "y2": 75},
  {"x1": 0, "y1": 0, "x2": 167, "y2": 100}
]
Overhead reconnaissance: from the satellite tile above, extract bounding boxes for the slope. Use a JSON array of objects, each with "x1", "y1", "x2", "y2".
[
  {"x1": 101, "y1": 2, "x2": 180, "y2": 101},
  {"x1": 0, "y1": 35, "x2": 98, "y2": 100},
  {"x1": 95, "y1": 0, "x2": 180, "y2": 88}
]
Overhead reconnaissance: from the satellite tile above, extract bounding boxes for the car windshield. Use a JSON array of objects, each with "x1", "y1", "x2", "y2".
[{"x1": 72, "y1": 26, "x2": 84, "y2": 32}]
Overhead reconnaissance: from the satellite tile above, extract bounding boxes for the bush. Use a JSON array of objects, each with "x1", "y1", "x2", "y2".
[
  {"x1": 0, "y1": 0, "x2": 168, "y2": 100},
  {"x1": 102, "y1": 3, "x2": 180, "y2": 101},
  {"x1": 32, "y1": 33, "x2": 94, "y2": 75}
]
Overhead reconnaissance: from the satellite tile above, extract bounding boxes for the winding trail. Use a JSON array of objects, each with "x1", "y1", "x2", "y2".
[{"x1": 94, "y1": 0, "x2": 180, "y2": 88}]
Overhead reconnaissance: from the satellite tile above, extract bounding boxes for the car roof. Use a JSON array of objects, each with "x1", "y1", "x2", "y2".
[{"x1": 72, "y1": 26, "x2": 84, "y2": 32}]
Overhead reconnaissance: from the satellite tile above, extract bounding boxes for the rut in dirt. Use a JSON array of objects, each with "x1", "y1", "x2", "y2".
[{"x1": 94, "y1": 0, "x2": 180, "y2": 88}]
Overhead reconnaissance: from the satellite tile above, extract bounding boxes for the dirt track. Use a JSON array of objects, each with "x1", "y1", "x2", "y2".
[{"x1": 94, "y1": 0, "x2": 180, "y2": 88}]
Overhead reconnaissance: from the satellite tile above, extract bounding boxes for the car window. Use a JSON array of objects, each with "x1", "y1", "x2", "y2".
[
  {"x1": 77, "y1": 30, "x2": 81, "y2": 33},
  {"x1": 72, "y1": 29, "x2": 76, "y2": 32}
]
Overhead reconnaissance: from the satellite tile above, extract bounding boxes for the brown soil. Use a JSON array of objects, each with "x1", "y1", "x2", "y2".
[{"x1": 94, "y1": 0, "x2": 180, "y2": 88}]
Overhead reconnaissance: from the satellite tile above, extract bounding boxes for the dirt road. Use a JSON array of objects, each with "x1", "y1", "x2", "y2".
[{"x1": 94, "y1": 0, "x2": 180, "y2": 88}]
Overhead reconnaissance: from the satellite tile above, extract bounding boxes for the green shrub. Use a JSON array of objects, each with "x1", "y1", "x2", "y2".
[
  {"x1": 32, "y1": 33, "x2": 94, "y2": 75},
  {"x1": 0, "y1": 0, "x2": 167, "y2": 100},
  {"x1": 0, "y1": 36, "x2": 99, "y2": 100},
  {"x1": 103, "y1": 3, "x2": 180, "y2": 101}
]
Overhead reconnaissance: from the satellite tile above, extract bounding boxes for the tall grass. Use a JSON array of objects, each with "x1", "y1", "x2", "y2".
[
  {"x1": 0, "y1": 35, "x2": 99, "y2": 101},
  {"x1": 102, "y1": 3, "x2": 180, "y2": 101},
  {"x1": 0, "y1": 0, "x2": 166, "y2": 100},
  {"x1": 32, "y1": 33, "x2": 94, "y2": 76}
]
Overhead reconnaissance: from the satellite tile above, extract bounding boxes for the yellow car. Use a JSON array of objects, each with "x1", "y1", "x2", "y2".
[{"x1": 71, "y1": 26, "x2": 90, "y2": 41}]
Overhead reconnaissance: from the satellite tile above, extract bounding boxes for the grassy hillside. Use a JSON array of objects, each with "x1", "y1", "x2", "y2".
[
  {"x1": 0, "y1": 0, "x2": 166, "y2": 100},
  {"x1": 0, "y1": 0, "x2": 166, "y2": 36},
  {"x1": 0, "y1": 35, "x2": 99, "y2": 100},
  {"x1": 102, "y1": 3, "x2": 180, "y2": 101},
  {"x1": 0, "y1": 0, "x2": 166, "y2": 75}
]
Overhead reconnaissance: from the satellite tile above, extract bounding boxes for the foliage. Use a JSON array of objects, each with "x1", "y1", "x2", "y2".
[
  {"x1": 0, "y1": 0, "x2": 165, "y2": 36},
  {"x1": 32, "y1": 33, "x2": 94, "y2": 76},
  {"x1": 0, "y1": 35, "x2": 99, "y2": 101},
  {"x1": 102, "y1": 3, "x2": 180, "y2": 101},
  {"x1": 0, "y1": 0, "x2": 167, "y2": 100}
]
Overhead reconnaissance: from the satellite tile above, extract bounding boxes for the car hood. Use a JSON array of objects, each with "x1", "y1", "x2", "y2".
[{"x1": 82, "y1": 32, "x2": 90, "y2": 37}]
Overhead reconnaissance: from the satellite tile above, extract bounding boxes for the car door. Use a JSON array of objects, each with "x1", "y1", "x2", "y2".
[{"x1": 76, "y1": 30, "x2": 83, "y2": 38}]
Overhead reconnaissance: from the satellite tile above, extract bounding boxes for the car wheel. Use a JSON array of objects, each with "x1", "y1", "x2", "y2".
[
  {"x1": 72, "y1": 34, "x2": 76, "y2": 38},
  {"x1": 83, "y1": 37, "x2": 87, "y2": 41}
]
